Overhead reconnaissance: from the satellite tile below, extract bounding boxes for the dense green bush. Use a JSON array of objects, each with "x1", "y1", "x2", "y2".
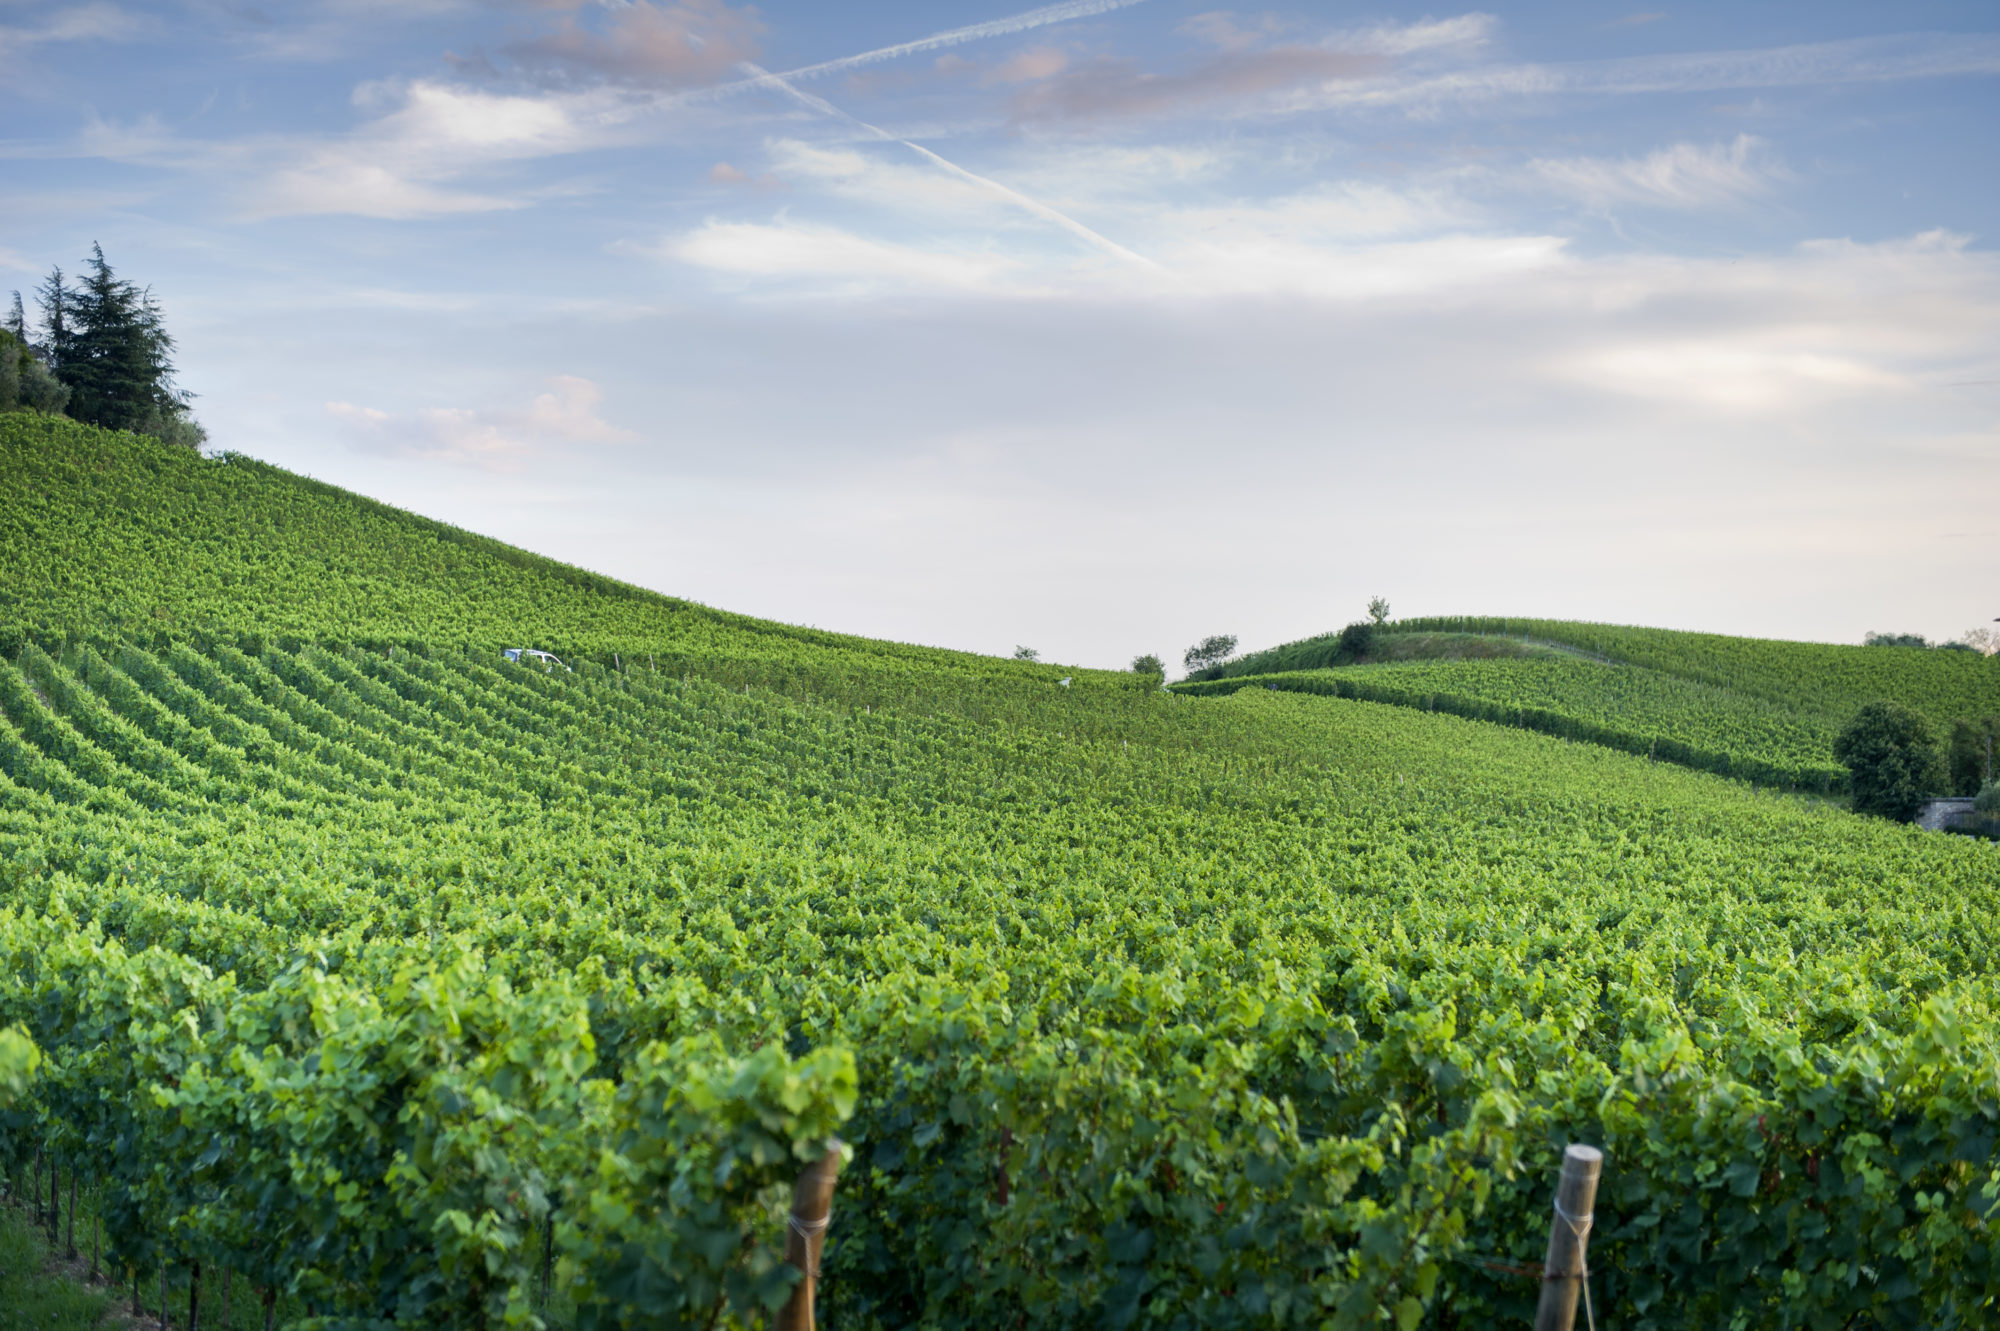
[
  {"x1": 0, "y1": 330, "x2": 70, "y2": 416},
  {"x1": 1948, "y1": 716, "x2": 1999, "y2": 796},
  {"x1": 1834, "y1": 700, "x2": 1947, "y2": 821}
]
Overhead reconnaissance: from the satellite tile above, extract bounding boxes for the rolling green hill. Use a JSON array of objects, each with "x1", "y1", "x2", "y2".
[
  {"x1": 0, "y1": 413, "x2": 1077, "y2": 690},
  {"x1": 1179, "y1": 619, "x2": 1997, "y2": 793},
  {"x1": 1, "y1": 417, "x2": 1997, "y2": 1330}
]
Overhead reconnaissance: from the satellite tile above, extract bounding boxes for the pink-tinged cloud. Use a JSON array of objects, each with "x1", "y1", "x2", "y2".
[
  {"x1": 502, "y1": 0, "x2": 764, "y2": 88},
  {"x1": 327, "y1": 377, "x2": 634, "y2": 471},
  {"x1": 985, "y1": 47, "x2": 1070, "y2": 85}
]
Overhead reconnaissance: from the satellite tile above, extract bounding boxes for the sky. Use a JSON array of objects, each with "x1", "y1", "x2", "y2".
[{"x1": 2, "y1": 0, "x2": 1997, "y2": 669}]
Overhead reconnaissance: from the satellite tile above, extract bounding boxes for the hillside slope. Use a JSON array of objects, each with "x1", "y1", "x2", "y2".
[
  {"x1": 1181, "y1": 619, "x2": 1997, "y2": 792},
  {"x1": 0, "y1": 415, "x2": 1090, "y2": 687},
  {"x1": 0, "y1": 418, "x2": 1996, "y2": 1329}
]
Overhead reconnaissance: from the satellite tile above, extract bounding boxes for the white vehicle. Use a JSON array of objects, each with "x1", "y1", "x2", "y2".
[{"x1": 503, "y1": 647, "x2": 572, "y2": 672}]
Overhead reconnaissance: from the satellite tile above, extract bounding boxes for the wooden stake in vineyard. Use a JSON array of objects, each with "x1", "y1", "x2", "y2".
[
  {"x1": 1535, "y1": 1144, "x2": 1603, "y2": 1331},
  {"x1": 774, "y1": 1142, "x2": 843, "y2": 1331}
]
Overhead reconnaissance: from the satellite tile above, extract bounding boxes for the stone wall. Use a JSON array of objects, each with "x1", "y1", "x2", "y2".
[{"x1": 1915, "y1": 798, "x2": 1977, "y2": 832}]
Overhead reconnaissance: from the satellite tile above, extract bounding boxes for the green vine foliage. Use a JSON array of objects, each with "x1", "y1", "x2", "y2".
[{"x1": 0, "y1": 421, "x2": 1997, "y2": 1327}]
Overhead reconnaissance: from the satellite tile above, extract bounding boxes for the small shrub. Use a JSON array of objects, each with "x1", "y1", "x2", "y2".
[{"x1": 1975, "y1": 782, "x2": 2000, "y2": 815}]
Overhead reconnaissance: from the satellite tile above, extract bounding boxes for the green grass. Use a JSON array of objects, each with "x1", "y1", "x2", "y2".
[{"x1": 0, "y1": 1203, "x2": 112, "y2": 1331}]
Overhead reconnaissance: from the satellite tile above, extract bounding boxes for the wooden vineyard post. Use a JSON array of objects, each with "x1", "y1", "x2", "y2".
[
  {"x1": 539, "y1": 1211, "x2": 554, "y2": 1315},
  {"x1": 1535, "y1": 1144, "x2": 1603, "y2": 1331},
  {"x1": 774, "y1": 1142, "x2": 843, "y2": 1331}
]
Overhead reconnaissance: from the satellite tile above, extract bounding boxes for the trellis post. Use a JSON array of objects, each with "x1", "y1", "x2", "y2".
[
  {"x1": 774, "y1": 1141, "x2": 843, "y2": 1331},
  {"x1": 1534, "y1": 1144, "x2": 1602, "y2": 1331}
]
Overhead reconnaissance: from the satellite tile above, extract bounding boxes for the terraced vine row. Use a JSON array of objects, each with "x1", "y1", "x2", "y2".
[
  {"x1": 1393, "y1": 615, "x2": 1998, "y2": 731},
  {"x1": 0, "y1": 416, "x2": 1081, "y2": 694},
  {"x1": 1174, "y1": 657, "x2": 1854, "y2": 790},
  {"x1": 0, "y1": 635, "x2": 1996, "y2": 1328}
]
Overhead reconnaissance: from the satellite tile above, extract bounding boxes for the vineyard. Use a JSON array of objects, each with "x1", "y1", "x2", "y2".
[
  {"x1": 1177, "y1": 624, "x2": 1997, "y2": 793},
  {"x1": 1387, "y1": 616, "x2": 1998, "y2": 735},
  {"x1": 1175, "y1": 658, "x2": 1848, "y2": 789},
  {"x1": 1, "y1": 420, "x2": 1998, "y2": 1329}
]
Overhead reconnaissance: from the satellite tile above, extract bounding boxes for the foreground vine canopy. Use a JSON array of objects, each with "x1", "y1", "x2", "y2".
[{"x1": 1, "y1": 416, "x2": 1998, "y2": 1329}]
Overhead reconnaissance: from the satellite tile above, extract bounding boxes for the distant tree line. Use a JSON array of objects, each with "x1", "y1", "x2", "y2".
[
  {"x1": 2, "y1": 244, "x2": 204, "y2": 448},
  {"x1": 1865, "y1": 628, "x2": 1998, "y2": 654}
]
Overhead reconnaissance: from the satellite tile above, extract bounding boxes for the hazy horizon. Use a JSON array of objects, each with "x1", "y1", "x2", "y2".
[{"x1": 4, "y1": 0, "x2": 1996, "y2": 667}]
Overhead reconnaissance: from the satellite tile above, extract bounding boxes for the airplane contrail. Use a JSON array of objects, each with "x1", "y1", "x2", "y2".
[
  {"x1": 775, "y1": 0, "x2": 1151, "y2": 83},
  {"x1": 735, "y1": 62, "x2": 1159, "y2": 270},
  {"x1": 674, "y1": 0, "x2": 1152, "y2": 107}
]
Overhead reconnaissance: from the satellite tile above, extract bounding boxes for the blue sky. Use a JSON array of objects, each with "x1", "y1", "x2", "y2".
[{"x1": 3, "y1": 0, "x2": 1997, "y2": 666}]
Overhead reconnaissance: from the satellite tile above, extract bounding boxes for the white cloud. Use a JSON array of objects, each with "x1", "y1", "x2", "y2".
[
  {"x1": 1282, "y1": 31, "x2": 2000, "y2": 114},
  {"x1": 254, "y1": 162, "x2": 522, "y2": 221},
  {"x1": 60, "y1": 79, "x2": 640, "y2": 221},
  {"x1": 243, "y1": 80, "x2": 627, "y2": 220},
  {"x1": 1330, "y1": 12, "x2": 1498, "y2": 58},
  {"x1": 327, "y1": 376, "x2": 635, "y2": 467},
  {"x1": 764, "y1": 138, "x2": 1016, "y2": 220},
  {"x1": 1561, "y1": 339, "x2": 1910, "y2": 410},
  {"x1": 664, "y1": 219, "x2": 1020, "y2": 292},
  {"x1": 1545, "y1": 231, "x2": 1994, "y2": 411},
  {"x1": 660, "y1": 172, "x2": 1543, "y2": 300},
  {"x1": 0, "y1": 2, "x2": 154, "y2": 52},
  {"x1": 1530, "y1": 134, "x2": 1783, "y2": 210}
]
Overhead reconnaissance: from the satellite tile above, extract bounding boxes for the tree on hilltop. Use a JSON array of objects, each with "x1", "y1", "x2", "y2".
[
  {"x1": 35, "y1": 244, "x2": 205, "y2": 449},
  {"x1": 1183, "y1": 634, "x2": 1236, "y2": 676},
  {"x1": 4, "y1": 287, "x2": 67, "y2": 414},
  {"x1": 0, "y1": 328, "x2": 71, "y2": 415},
  {"x1": 1130, "y1": 653, "x2": 1164, "y2": 678},
  {"x1": 1834, "y1": 700, "x2": 1946, "y2": 821}
]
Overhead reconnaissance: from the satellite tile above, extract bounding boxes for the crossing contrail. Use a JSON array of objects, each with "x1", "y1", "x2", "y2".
[
  {"x1": 773, "y1": 0, "x2": 1151, "y2": 84},
  {"x1": 673, "y1": 0, "x2": 1153, "y2": 107},
  {"x1": 735, "y1": 62, "x2": 1158, "y2": 269}
]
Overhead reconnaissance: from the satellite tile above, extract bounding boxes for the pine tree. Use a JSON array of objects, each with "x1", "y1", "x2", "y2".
[
  {"x1": 34, "y1": 266, "x2": 72, "y2": 375},
  {"x1": 4, "y1": 291, "x2": 26, "y2": 342},
  {"x1": 37, "y1": 245, "x2": 204, "y2": 448}
]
